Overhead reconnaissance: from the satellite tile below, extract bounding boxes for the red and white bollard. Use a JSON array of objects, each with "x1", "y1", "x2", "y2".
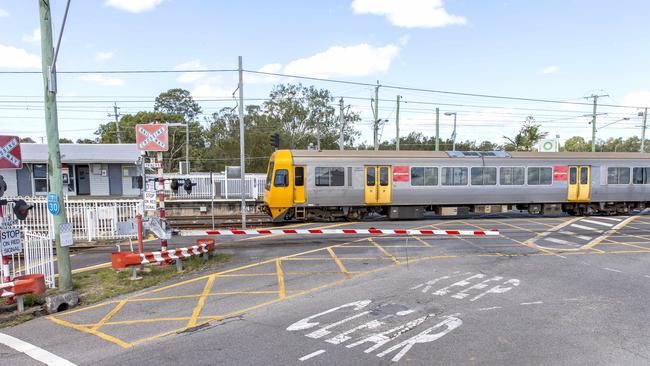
[{"x1": 156, "y1": 152, "x2": 167, "y2": 252}]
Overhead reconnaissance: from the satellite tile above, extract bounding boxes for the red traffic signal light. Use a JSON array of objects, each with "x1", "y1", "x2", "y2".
[{"x1": 13, "y1": 199, "x2": 33, "y2": 220}]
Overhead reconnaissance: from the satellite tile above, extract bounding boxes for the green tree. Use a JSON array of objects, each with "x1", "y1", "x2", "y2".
[
  {"x1": 59, "y1": 137, "x2": 73, "y2": 143},
  {"x1": 562, "y1": 136, "x2": 589, "y2": 152},
  {"x1": 504, "y1": 116, "x2": 548, "y2": 151},
  {"x1": 76, "y1": 138, "x2": 96, "y2": 144},
  {"x1": 154, "y1": 88, "x2": 202, "y2": 121},
  {"x1": 20, "y1": 137, "x2": 36, "y2": 143}
]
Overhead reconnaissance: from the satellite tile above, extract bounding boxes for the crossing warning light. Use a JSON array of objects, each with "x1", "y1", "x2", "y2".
[
  {"x1": 13, "y1": 199, "x2": 33, "y2": 220},
  {"x1": 183, "y1": 179, "x2": 196, "y2": 194},
  {"x1": 170, "y1": 178, "x2": 180, "y2": 193}
]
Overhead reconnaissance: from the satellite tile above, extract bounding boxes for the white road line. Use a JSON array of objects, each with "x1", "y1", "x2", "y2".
[
  {"x1": 299, "y1": 349, "x2": 326, "y2": 361},
  {"x1": 520, "y1": 301, "x2": 544, "y2": 305},
  {"x1": 544, "y1": 237, "x2": 577, "y2": 246},
  {"x1": 581, "y1": 219, "x2": 614, "y2": 228},
  {"x1": 570, "y1": 224, "x2": 602, "y2": 232},
  {"x1": 477, "y1": 306, "x2": 502, "y2": 311},
  {"x1": 598, "y1": 217, "x2": 624, "y2": 222},
  {"x1": 0, "y1": 332, "x2": 76, "y2": 366},
  {"x1": 559, "y1": 230, "x2": 576, "y2": 235},
  {"x1": 644, "y1": 275, "x2": 650, "y2": 279},
  {"x1": 558, "y1": 231, "x2": 592, "y2": 241},
  {"x1": 604, "y1": 268, "x2": 622, "y2": 273},
  {"x1": 575, "y1": 235, "x2": 593, "y2": 241}
]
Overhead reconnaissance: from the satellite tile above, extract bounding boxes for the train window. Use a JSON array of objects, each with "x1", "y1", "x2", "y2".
[
  {"x1": 379, "y1": 167, "x2": 389, "y2": 186},
  {"x1": 264, "y1": 162, "x2": 274, "y2": 190},
  {"x1": 274, "y1": 169, "x2": 289, "y2": 187},
  {"x1": 633, "y1": 167, "x2": 650, "y2": 184},
  {"x1": 315, "y1": 167, "x2": 330, "y2": 186},
  {"x1": 331, "y1": 167, "x2": 345, "y2": 186},
  {"x1": 607, "y1": 167, "x2": 630, "y2": 185},
  {"x1": 528, "y1": 167, "x2": 552, "y2": 185},
  {"x1": 471, "y1": 167, "x2": 497, "y2": 185},
  {"x1": 580, "y1": 167, "x2": 589, "y2": 184},
  {"x1": 347, "y1": 167, "x2": 353, "y2": 186},
  {"x1": 569, "y1": 167, "x2": 577, "y2": 184},
  {"x1": 500, "y1": 167, "x2": 525, "y2": 185},
  {"x1": 411, "y1": 167, "x2": 438, "y2": 186},
  {"x1": 316, "y1": 167, "x2": 345, "y2": 187},
  {"x1": 366, "y1": 168, "x2": 376, "y2": 186},
  {"x1": 294, "y1": 167, "x2": 304, "y2": 186},
  {"x1": 441, "y1": 167, "x2": 468, "y2": 186}
]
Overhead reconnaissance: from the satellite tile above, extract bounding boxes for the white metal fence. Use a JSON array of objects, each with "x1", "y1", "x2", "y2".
[
  {"x1": 164, "y1": 173, "x2": 266, "y2": 200},
  {"x1": 5, "y1": 197, "x2": 141, "y2": 242},
  {"x1": 0, "y1": 230, "x2": 56, "y2": 289}
]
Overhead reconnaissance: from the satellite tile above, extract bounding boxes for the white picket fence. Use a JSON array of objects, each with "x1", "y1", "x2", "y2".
[
  {"x1": 0, "y1": 230, "x2": 56, "y2": 289},
  {"x1": 164, "y1": 173, "x2": 266, "y2": 200},
  {"x1": 5, "y1": 197, "x2": 141, "y2": 242}
]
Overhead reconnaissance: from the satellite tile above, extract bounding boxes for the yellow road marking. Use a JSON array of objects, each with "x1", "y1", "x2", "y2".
[
  {"x1": 187, "y1": 275, "x2": 217, "y2": 328},
  {"x1": 411, "y1": 236, "x2": 432, "y2": 247},
  {"x1": 600, "y1": 240, "x2": 650, "y2": 251},
  {"x1": 276, "y1": 258, "x2": 286, "y2": 299},
  {"x1": 327, "y1": 247, "x2": 351, "y2": 278},
  {"x1": 46, "y1": 316, "x2": 133, "y2": 349},
  {"x1": 369, "y1": 238, "x2": 400, "y2": 264},
  {"x1": 92, "y1": 300, "x2": 127, "y2": 331},
  {"x1": 71, "y1": 262, "x2": 112, "y2": 274},
  {"x1": 582, "y1": 214, "x2": 646, "y2": 251}
]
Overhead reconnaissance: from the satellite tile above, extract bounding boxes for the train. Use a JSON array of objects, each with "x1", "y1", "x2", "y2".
[{"x1": 260, "y1": 149, "x2": 650, "y2": 222}]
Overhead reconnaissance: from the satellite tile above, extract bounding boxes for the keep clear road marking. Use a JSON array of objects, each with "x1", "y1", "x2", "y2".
[
  {"x1": 570, "y1": 223, "x2": 602, "y2": 232},
  {"x1": 299, "y1": 349, "x2": 326, "y2": 361},
  {"x1": 581, "y1": 219, "x2": 614, "y2": 228},
  {"x1": 0, "y1": 332, "x2": 77, "y2": 366}
]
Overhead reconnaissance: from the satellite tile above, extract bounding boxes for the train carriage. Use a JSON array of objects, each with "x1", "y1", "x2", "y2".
[{"x1": 262, "y1": 150, "x2": 650, "y2": 222}]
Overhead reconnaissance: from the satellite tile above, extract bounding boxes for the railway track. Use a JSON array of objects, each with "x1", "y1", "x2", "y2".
[{"x1": 167, "y1": 214, "x2": 272, "y2": 228}]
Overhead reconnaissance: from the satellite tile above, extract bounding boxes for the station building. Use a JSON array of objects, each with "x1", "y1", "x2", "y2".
[{"x1": 0, "y1": 144, "x2": 141, "y2": 198}]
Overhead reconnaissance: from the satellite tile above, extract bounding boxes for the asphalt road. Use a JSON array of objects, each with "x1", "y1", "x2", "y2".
[{"x1": 2, "y1": 212, "x2": 649, "y2": 365}]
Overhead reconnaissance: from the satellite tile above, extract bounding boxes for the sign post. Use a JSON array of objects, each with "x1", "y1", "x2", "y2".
[
  {"x1": 0, "y1": 136, "x2": 22, "y2": 284},
  {"x1": 135, "y1": 124, "x2": 170, "y2": 253}
]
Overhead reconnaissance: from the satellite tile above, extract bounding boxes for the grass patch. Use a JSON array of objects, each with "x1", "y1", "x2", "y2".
[{"x1": 73, "y1": 253, "x2": 232, "y2": 305}]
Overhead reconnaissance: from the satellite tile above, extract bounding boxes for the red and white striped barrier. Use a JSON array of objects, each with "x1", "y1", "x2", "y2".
[
  {"x1": 112, "y1": 239, "x2": 215, "y2": 269},
  {"x1": 181, "y1": 228, "x2": 500, "y2": 236}
]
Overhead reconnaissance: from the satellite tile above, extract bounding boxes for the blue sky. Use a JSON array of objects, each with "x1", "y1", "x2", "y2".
[{"x1": 1, "y1": 0, "x2": 649, "y2": 145}]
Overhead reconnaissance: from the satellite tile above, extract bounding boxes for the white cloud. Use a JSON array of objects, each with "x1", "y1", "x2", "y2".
[
  {"x1": 22, "y1": 29, "x2": 41, "y2": 43},
  {"x1": 95, "y1": 51, "x2": 114, "y2": 61},
  {"x1": 190, "y1": 77, "x2": 235, "y2": 99},
  {"x1": 622, "y1": 91, "x2": 650, "y2": 108},
  {"x1": 537, "y1": 66, "x2": 559, "y2": 75},
  {"x1": 175, "y1": 59, "x2": 206, "y2": 83},
  {"x1": 247, "y1": 63, "x2": 283, "y2": 84},
  {"x1": 284, "y1": 43, "x2": 400, "y2": 78},
  {"x1": 105, "y1": 0, "x2": 164, "y2": 13},
  {"x1": 0, "y1": 8, "x2": 8, "y2": 17},
  {"x1": 0, "y1": 44, "x2": 41, "y2": 69},
  {"x1": 351, "y1": 0, "x2": 466, "y2": 28},
  {"x1": 78, "y1": 74, "x2": 125, "y2": 86}
]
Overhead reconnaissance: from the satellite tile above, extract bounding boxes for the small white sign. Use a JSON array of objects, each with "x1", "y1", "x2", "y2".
[
  {"x1": 1, "y1": 228, "x2": 22, "y2": 256},
  {"x1": 144, "y1": 191, "x2": 157, "y2": 211},
  {"x1": 144, "y1": 162, "x2": 162, "y2": 169},
  {"x1": 60, "y1": 223, "x2": 73, "y2": 247}
]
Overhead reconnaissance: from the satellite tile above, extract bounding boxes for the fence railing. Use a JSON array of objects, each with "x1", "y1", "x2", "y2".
[
  {"x1": 5, "y1": 198, "x2": 141, "y2": 242},
  {"x1": 163, "y1": 173, "x2": 266, "y2": 200},
  {"x1": 0, "y1": 230, "x2": 56, "y2": 289}
]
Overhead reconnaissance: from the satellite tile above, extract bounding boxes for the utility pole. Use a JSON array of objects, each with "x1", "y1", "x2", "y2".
[
  {"x1": 38, "y1": 0, "x2": 72, "y2": 291},
  {"x1": 339, "y1": 98, "x2": 344, "y2": 151},
  {"x1": 238, "y1": 56, "x2": 246, "y2": 229},
  {"x1": 641, "y1": 108, "x2": 648, "y2": 153},
  {"x1": 395, "y1": 95, "x2": 401, "y2": 151},
  {"x1": 108, "y1": 102, "x2": 122, "y2": 143},
  {"x1": 435, "y1": 107, "x2": 440, "y2": 151},
  {"x1": 373, "y1": 83, "x2": 380, "y2": 150},
  {"x1": 586, "y1": 94, "x2": 608, "y2": 152}
]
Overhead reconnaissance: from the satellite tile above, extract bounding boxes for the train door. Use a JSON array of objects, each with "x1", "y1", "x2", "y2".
[
  {"x1": 567, "y1": 165, "x2": 591, "y2": 202},
  {"x1": 365, "y1": 166, "x2": 392, "y2": 205},
  {"x1": 293, "y1": 166, "x2": 305, "y2": 204}
]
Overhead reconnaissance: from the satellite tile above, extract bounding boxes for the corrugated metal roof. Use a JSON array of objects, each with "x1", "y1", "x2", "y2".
[
  {"x1": 20, "y1": 144, "x2": 140, "y2": 163},
  {"x1": 289, "y1": 149, "x2": 650, "y2": 159}
]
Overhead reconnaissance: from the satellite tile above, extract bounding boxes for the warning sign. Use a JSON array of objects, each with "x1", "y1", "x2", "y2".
[
  {"x1": 135, "y1": 124, "x2": 169, "y2": 152},
  {"x1": 0, "y1": 135, "x2": 22, "y2": 169},
  {"x1": 1, "y1": 228, "x2": 22, "y2": 256}
]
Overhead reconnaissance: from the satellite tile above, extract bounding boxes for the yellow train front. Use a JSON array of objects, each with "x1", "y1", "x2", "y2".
[{"x1": 262, "y1": 149, "x2": 650, "y2": 222}]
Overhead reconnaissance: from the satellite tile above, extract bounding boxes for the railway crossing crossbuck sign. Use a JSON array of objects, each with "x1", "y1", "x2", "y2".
[
  {"x1": 135, "y1": 124, "x2": 169, "y2": 152},
  {"x1": 0, "y1": 135, "x2": 22, "y2": 169}
]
